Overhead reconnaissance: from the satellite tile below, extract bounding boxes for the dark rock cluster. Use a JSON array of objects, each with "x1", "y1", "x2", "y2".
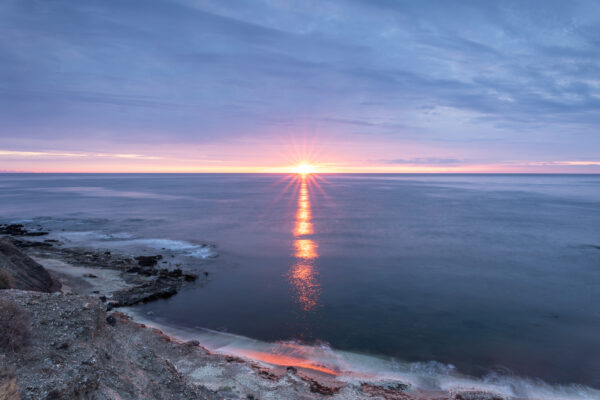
[
  {"x1": 0, "y1": 226, "x2": 199, "y2": 311},
  {"x1": 0, "y1": 224, "x2": 48, "y2": 236},
  {"x1": 111, "y1": 274, "x2": 190, "y2": 308},
  {"x1": 134, "y1": 255, "x2": 163, "y2": 267}
]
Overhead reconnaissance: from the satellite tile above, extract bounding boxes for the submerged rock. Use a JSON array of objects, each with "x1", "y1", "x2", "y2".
[
  {"x1": 454, "y1": 392, "x2": 505, "y2": 400},
  {"x1": 111, "y1": 277, "x2": 181, "y2": 307},
  {"x1": 0, "y1": 224, "x2": 26, "y2": 236},
  {"x1": 134, "y1": 255, "x2": 163, "y2": 267},
  {"x1": 10, "y1": 239, "x2": 53, "y2": 248},
  {"x1": 0, "y1": 223, "x2": 48, "y2": 236},
  {"x1": 24, "y1": 231, "x2": 49, "y2": 237}
]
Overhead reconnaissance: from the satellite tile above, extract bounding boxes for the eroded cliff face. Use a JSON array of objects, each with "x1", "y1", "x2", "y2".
[
  {"x1": 0, "y1": 289, "x2": 219, "y2": 400},
  {"x1": 0, "y1": 238, "x2": 61, "y2": 293}
]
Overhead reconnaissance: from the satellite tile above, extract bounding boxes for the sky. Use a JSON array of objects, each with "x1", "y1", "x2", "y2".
[{"x1": 1, "y1": 0, "x2": 600, "y2": 173}]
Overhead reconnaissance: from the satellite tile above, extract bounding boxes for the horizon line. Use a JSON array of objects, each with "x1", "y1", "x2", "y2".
[{"x1": 2, "y1": 171, "x2": 600, "y2": 175}]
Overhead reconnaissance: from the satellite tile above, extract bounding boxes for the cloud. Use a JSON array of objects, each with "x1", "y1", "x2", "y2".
[
  {"x1": 0, "y1": 150, "x2": 86, "y2": 157},
  {"x1": 0, "y1": 0, "x2": 599, "y2": 169},
  {"x1": 95, "y1": 153, "x2": 163, "y2": 160},
  {"x1": 526, "y1": 161, "x2": 600, "y2": 166},
  {"x1": 0, "y1": 150, "x2": 162, "y2": 160},
  {"x1": 376, "y1": 158, "x2": 464, "y2": 165}
]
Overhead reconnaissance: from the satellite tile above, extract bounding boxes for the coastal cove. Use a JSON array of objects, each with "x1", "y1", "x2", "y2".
[
  {"x1": 0, "y1": 229, "x2": 598, "y2": 400},
  {"x1": 1, "y1": 173, "x2": 600, "y2": 399}
]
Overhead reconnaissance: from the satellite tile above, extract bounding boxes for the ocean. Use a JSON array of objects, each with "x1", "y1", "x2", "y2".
[{"x1": 1, "y1": 173, "x2": 599, "y2": 396}]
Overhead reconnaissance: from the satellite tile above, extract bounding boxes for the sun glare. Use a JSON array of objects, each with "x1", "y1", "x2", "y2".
[{"x1": 291, "y1": 162, "x2": 317, "y2": 175}]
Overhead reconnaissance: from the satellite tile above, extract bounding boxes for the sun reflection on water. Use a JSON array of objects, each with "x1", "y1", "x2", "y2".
[
  {"x1": 294, "y1": 179, "x2": 313, "y2": 236},
  {"x1": 289, "y1": 175, "x2": 321, "y2": 311}
]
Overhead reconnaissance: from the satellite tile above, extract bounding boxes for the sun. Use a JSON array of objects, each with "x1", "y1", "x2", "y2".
[{"x1": 291, "y1": 162, "x2": 317, "y2": 175}]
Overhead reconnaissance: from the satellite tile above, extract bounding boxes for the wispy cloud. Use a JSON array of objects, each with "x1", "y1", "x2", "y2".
[
  {"x1": 375, "y1": 158, "x2": 464, "y2": 165},
  {"x1": 1, "y1": 0, "x2": 599, "y2": 171},
  {"x1": 0, "y1": 150, "x2": 86, "y2": 157},
  {"x1": 0, "y1": 150, "x2": 163, "y2": 160},
  {"x1": 95, "y1": 153, "x2": 163, "y2": 160},
  {"x1": 526, "y1": 161, "x2": 600, "y2": 166}
]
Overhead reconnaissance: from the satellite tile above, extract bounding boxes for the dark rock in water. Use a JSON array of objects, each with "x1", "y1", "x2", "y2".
[
  {"x1": 0, "y1": 238, "x2": 61, "y2": 292},
  {"x1": 11, "y1": 239, "x2": 53, "y2": 248},
  {"x1": 24, "y1": 231, "x2": 49, "y2": 236},
  {"x1": 184, "y1": 273, "x2": 197, "y2": 282},
  {"x1": 134, "y1": 255, "x2": 163, "y2": 267},
  {"x1": 84, "y1": 273, "x2": 98, "y2": 278},
  {"x1": 106, "y1": 315, "x2": 116, "y2": 326},
  {"x1": 99, "y1": 296, "x2": 107, "y2": 302},
  {"x1": 127, "y1": 266, "x2": 142, "y2": 274},
  {"x1": 0, "y1": 224, "x2": 48, "y2": 236},
  {"x1": 0, "y1": 224, "x2": 27, "y2": 235},
  {"x1": 170, "y1": 268, "x2": 182, "y2": 277},
  {"x1": 140, "y1": 268, "x2": 158, "y2": 276},
  {"x1": 111, "y1": 277, "x2": 181, "y2": 307},
  {"x1": 455, "y1": 392, "x2": 505, "y2": 400}
]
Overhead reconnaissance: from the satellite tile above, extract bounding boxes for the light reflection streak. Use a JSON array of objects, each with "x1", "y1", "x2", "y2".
[
  {"x1": 234, "y1": 348, "x2": 340, "y2": 375},
  {"x1": 294, "y1": 178, "x2": 313, "y2": 236},
  {"x1": 289, "y1": 175, "x2": 321, "y2": 311}
]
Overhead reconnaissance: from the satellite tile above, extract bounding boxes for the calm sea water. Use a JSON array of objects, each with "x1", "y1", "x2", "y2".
[{"x1": 1, "y1": 173, "x2": 599, "y2": 389}]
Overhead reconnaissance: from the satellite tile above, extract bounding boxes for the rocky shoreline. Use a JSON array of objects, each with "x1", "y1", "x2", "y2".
[
  {"x1": 0, "y1": 223, "x2": 524, "y2": 399},
  {"x1": 2, "y1": 224, "x2": 201, "y2": 310}
]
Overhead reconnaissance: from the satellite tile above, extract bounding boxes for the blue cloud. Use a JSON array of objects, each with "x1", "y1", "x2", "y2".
[
  {"x1": 0, "y1": 0, "x2": 599, "y2": 163},
  {"x1": 377, "y1": 158, "x2": 464, "y2": 165}
]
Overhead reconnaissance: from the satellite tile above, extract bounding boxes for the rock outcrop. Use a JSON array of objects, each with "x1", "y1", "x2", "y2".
[
  {"x1": 0, "y1": 238, "x2": 61, "y2": 292},
  {"x1": 0, "y1": 289, "x2": 217, "y2": 400}
]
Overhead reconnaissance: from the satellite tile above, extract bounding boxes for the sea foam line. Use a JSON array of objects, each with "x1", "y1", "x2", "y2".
[{"x1": 121, "y1": 310, "x2": 600, "y2": 400}]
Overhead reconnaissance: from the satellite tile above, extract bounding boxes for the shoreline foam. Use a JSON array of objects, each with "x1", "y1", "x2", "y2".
[{"x1": 124, "y1": 309, "x2": 600, "y2": 400}]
